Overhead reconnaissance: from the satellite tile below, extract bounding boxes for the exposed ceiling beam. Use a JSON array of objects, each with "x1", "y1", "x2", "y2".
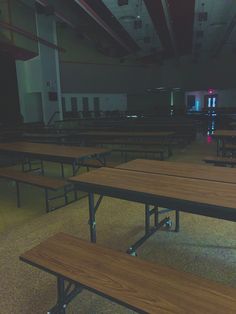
[
  {"x1": 161, "y1": 0, "x2": 178, "y2": 56},
  {"x1": 212, "y1": 14, "x2": 236, "y2": 58},
  {"x1": 19, "y1": 0, "x2": 77, "y2": 29},
  {"x1": 74, "y1": 0, "x2": 133, "y2": 53}
]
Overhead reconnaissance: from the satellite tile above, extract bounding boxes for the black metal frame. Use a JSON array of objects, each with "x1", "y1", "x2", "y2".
[
  {"x1": 12, "y1": 180, "x2": 76, "y2": 213},
  {"x1": 16, "y1": 150, "x2": 110, "y2": 178},
  {"x1": 20, "y1": 258, "x2": 148, "y2": 314},
  {"x1": 87, "y1": 192, "x2": 179, "y2": 254},
  {"x1": 48, "y1": 277, "x2": 83, "y2": 314},
  {"x1": 19, "y1": 151, "x2": 109, "y2": 204}
]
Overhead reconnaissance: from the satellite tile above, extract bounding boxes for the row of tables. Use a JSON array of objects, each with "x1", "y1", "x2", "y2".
[
  {"x1": 213, "y1": 130, "x2": 236, "y2": 156},
  {"x1": 1, "y1": 141, "x2": 235, "y2": 250},
  {"x1": 70, "y1": 159, "x2": 236, "y2": 254},
  {"x1": 1, "y1": 140, "x2": 236, "y2": 311},
  {"x1": 0, "y1": 141, "x2": 111, "y2": 176}
]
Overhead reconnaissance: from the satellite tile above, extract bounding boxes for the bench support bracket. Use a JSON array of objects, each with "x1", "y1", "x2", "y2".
[{"x1": 48, "y1": 277, "x2": 83, "y2": 314}]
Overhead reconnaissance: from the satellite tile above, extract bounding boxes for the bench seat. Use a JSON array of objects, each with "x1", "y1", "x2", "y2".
[
  {"x1": 0, "y1": 167, "x2": 74, "y2": 212},
  {"x1": 79, "y1": 160, "x2": 118, "y2": 169},
  {"x1": 203, "y1": 156, "x2": 236, "y2": 167},
  {"x1": 222, "y1": 143, "x2": 236, "y2": 156},
  {"x1": 113, "y1": 148, "x2": 165, "y2": 161},
  {"x1": 20, "y1": 232, "x2": 236, "y2": 314}
]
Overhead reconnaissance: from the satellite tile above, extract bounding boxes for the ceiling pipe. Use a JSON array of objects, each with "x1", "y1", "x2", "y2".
[
  {"x1": 160, "y1": 0, "x2": 178, "y2": 56},
  {"x1": 74, "y1": 0, "x2": 133, "y2": 53},
  {"x1": 212, "y1": 14, "x2": 236, "y2": 58}
]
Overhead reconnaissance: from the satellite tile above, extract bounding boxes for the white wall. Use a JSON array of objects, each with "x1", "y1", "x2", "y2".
[
  {"x1": 36, "y1": 13, "x2": 62, "y2": 124},
  {"x1": 16, "y1": 14, "x2": 63, "y2": 124},
  {"x1": 16, "y1": 58, "x2": 43, "y2": 123},
  {"x1": 62, "y1": 93, "x2": 127, "y2": 111}
]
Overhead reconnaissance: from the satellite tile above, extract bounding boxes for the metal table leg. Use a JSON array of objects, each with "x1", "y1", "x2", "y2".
[{"x1": 88, "y1": 192, "x2": 96, "y2": 243}]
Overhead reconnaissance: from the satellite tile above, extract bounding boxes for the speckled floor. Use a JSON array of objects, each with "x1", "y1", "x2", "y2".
[{"x1": 0, "y1": 133, "x2": 236, "y2": 314}]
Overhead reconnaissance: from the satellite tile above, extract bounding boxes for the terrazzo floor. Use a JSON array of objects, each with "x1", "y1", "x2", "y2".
[{"x1": 0, "y1": 133, "x2": 236, "y2": 313}]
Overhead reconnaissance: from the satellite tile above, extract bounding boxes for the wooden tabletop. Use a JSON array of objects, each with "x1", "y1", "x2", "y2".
[
  {"x1": 70, "y1": 167, "x2": 236, "y2": 221},
  {"x1": 0, "y1": 142, "x2": 111, "y2": 160},
  {"x1": 117, "y1": 159, "x2": 236, "y2": 184},
  {"x1": 212, "y1": 130, "x2": 236, "y2": 137},
  {"x1": 79, "y1": 131, "x2": 175, "y2": 137},
  {"x1": 20, "y1": 232, "x2": 236, "y2": 314},
  {"x1": 22, "y1": 133, "x2": 70, "y2": 138}
]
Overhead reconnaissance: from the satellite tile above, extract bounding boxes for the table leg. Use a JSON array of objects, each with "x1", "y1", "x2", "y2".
[{"x1": 88, "y1": 192, "x2": 96, "y2": 243}]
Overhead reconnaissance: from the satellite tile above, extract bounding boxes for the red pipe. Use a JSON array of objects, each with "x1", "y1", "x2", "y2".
[
  {"x1": 36, "y1": 0, "x2": 76, "y2": 28},
  {"x1": 0, "y1": 20, "x2": 65, "y2": 52},
  {"x1": 75, "y1": 0, "x2": 133, "y2": 53}
]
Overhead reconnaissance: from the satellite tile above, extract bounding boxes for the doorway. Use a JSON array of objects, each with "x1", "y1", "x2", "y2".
[{"x1": 204, "y1": 94, "x2": 218, "y2": 116}]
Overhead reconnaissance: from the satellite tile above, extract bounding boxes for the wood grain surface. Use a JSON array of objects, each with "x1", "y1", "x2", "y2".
[
  {"x1": 69, "y1": 167, "x2": 236, "y2": 220},
  {"x1": 20, "y1": 232, "x2": 236, "y2": 314},
  {"x1": 117, "y1": 159, "x2": 236, "y2": 184},
  {"x1": 79, "y1": 131, "x2": 174, "y2": 137},
  {"x1": 212, "y1": 130, "x2": 236, "y2": 138},
  {"x1": 0, "y1": 142, "x2": 110, "y2": 159}
]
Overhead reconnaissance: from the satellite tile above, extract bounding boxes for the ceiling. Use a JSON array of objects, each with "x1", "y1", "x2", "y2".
[{"x1": 5, "y1": 0, "x2": 236, "y2": 63}]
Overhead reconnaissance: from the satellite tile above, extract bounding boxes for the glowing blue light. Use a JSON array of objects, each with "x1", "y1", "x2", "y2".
[
  {"x1": 208, "y1": 98, "x2": 211, "y2": 108},
  {"x1": 195, "y1": 100, "x2": 200, "y2": 111}
]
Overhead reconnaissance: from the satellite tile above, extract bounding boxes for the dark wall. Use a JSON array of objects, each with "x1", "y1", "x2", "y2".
[
  {"x1": 173, "y1": 91, "x2": 185, "y2": 115},
  {"x1": 0, "y1": 52, "x2": 21, "y2": 125},
  {"x1": 127, "y1": 92, "x2": 171, "y2": 115}
]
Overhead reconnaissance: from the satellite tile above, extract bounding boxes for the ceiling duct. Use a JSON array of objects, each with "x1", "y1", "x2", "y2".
[
  {"x1": 198, "y1": 12, "x2": 208, "y2": 22},
  {"x1": 134, "y1": 19, "x2": 142, "y2": 29}
]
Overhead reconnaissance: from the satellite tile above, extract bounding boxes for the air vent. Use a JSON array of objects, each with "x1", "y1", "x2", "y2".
[
  {"x1": 198, "y1": 12, "x2": 208, "y2": 22},
  {"x1": 134, "y1": 19, "x2": 142, "y2": 29},
  {"x1": 196, "y1": 30, "x2": 204, "y2": 38},
  {"x1": 118, "y1": 0, "x2": 128, "y2": 6}
]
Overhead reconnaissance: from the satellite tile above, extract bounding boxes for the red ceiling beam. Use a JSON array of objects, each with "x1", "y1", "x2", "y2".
[
  {"x1": 36, "y1": 0, "x2": 76, "y2": 28},
  {"x1": 0, "y1": 20, "x2": 65, "y2": 52},
  {"x1": 168, "y1": 0, "x2": 195, "y2": 54},
  {"x1": 74, "y1": 0, "x2": 133, "y2": 53}
]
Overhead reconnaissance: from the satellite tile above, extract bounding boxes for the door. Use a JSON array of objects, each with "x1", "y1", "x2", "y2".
[{"x1": 205, "y1": 94, "x2": 218, "y2": 116}]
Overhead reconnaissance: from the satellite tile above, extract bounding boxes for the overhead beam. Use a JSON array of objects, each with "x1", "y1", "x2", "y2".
[
  {"x1": 19, "y1": 0, "x2": 77, "y2": 29},
  {"x1": 161, "y1": 0, "x2": 178, "y2": 56},
  {"x1": 212, "y1": 14, "x2": 236, "y2": 58},
  {"x1": 0, "y1": 20, "x2": 65, "y2": 52},
  {"x1": 74, "y1": 0, "x2": 133, "y2": 53}
]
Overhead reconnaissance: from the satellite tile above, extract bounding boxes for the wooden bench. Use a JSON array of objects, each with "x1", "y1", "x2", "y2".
[
  {"x1": 113, "y1": 148, "x2": 165, "y2": 161},
  {"x1": 87, "y1": 139, "x2": 173, "y2": 156},
  {"x1": 203, "y1": 156, "x2": 236, "y2": 167},
  {"x1": 0, "y1": 168, "x2": 75, "y2": 212},
  {"x1": 78, "y1": 159, "x2": 118, "y2": 170},
  {"x1": 222, "y1": 143, "x2": 236, "y2": 156},
  {"x1": 20, "y1": 232, "x2": 236, "y2": 314}
]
